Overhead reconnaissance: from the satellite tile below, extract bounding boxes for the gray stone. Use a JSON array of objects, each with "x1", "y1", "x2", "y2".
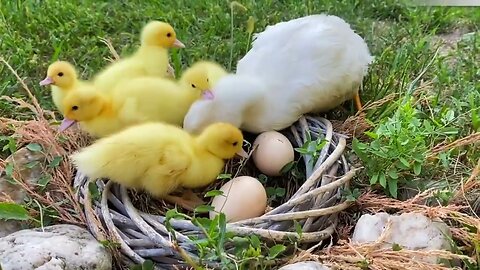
[
  {"x1": 0, "y1": 147, "x2": 46, "y2": 237},
  {"x1": 352, "y1": 212, "x2": 451, "y2": 263},
  {"x1": 279, "y1": 262, "x2": 331, "y2": 270},
  {"x1": 0, "y1": 224, "x2": 112, "y2": 270}
]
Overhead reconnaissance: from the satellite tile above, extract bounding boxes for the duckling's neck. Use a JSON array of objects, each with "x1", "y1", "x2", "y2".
[
  {"x1": 87, "y1": 94, "x2": 114, "y2": 119},
  {"x1": 135, "y1": 45, "x2": 168, "y2": 57},
  {"x1": 134, "y1": 45, "x2": 170, "y2": 76},
  {"x1": 56, "y1": 80, "x2": 78, "y2": 91},
  {"x1": 181, "y1": 145, "x2": 225, "y2": 189},
  {"x1": 100, "y1": 99, "x2": 115, "y2": 117}
]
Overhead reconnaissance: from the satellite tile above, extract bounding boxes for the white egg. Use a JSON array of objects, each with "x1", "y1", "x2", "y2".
[
  {"x1": 252, "y1": 131, "x2": 294, "y2": 176},
  {"x1": 210, "y1": 176, "x2": 267, "y2": 222}
]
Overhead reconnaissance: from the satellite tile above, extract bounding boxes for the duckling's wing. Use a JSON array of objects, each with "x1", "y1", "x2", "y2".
[{"x1": 141, "y1": 144, "x2": 192, "y2": 197}]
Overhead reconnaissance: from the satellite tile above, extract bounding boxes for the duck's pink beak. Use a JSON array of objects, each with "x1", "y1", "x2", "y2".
[
  {"x1": 201, "y1": 90, "x2": 215, "y2": 100},
  {"x1": 59, "y1": 118, "x2": 77, "y2": 132},
  {"x1": 39, "y1": 76, "x2": 54, "y2": 86},
  {"x1": 173, "y1": 39, "x2": 185, "y2": 48},
  {"x1": 235, "y1": 148, "x2": 249, "y2": 159}
]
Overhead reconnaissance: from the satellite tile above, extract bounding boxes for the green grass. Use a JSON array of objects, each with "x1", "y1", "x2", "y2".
[
  {"x1": 1, "y1": 0, "x2": 479, "y2": 268},
  {"x1": 1, "y1": 0, "x2": 478, "y2": 113}
]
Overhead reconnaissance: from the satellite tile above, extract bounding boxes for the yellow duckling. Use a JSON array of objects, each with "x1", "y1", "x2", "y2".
[
  {"x1": 93, "y1": 21, "x2": 185, "y2": 93},
  {"x1": 60, "y1": 77, "x2": 199, "y2": 137},
  {"x1": 180, "y1": 60, "x2": 229, "y2": 99},
  {"x1": 71, "y1": 122, "x2": 248, "y2": 210},
  {"x1": 39, "y1": 61, "x2": 84, "y2": 114}
]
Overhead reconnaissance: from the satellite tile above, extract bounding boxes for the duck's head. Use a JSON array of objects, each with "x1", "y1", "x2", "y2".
[
  {"x1": 183, "y1": 75, "x2": 258, "y2": 135},
  {"x1": 60, "y1": 86, "x2": 107, "y2": 131},
  {"x1": 141, "y1": 21, "x2": 185, "y2": 49},
  {"x1": 180, "y1": 64, "x2": 214, "y2": 99},
  {"x1": 39, "y1": 61, "x2": 78, "y2": 89},
  {"x1": 197, "y1": 122, "x2": 247, "y2": 159}
]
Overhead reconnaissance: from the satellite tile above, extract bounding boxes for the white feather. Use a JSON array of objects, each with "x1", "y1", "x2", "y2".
[{"x1": 184, "y1": 14, "x2": 373, "y2": 134}]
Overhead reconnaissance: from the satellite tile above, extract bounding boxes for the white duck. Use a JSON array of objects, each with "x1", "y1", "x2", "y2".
[{"x1": 183, "y1": 14, "x2": 373, "y2": 134}]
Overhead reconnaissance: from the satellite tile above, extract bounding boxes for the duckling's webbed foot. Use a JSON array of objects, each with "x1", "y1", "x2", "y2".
[{"x1": 164, "y1": 189, "x2": 205, "y2": 211}]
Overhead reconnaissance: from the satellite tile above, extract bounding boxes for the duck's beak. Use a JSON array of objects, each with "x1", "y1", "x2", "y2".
[
  {"x1": 235, "y1": 148, "x2": 249, "y2": 159},
  {"x1": 201, "y1": 90, "x2": 215, "y2": 100},
  {"x1": 59, "y1": 118, "x2": 77, "y2": 132},
  {"x1": 173, "y1": 39, "x2": 185, "y2": 48},
  {"x1": 39, "y1": 76, "x2": 54, "y2": 86}
]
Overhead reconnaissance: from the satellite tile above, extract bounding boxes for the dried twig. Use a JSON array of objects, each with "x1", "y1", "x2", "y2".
[
  {"x1": 429, "y1": 132, "x2": 480, "y2": 158},
  {"x1": 99, "y1": 37, "x2": 121, "y2": 62},
  {"x1": 453, "y1": 158, "x2": 480, "y2": 217}
]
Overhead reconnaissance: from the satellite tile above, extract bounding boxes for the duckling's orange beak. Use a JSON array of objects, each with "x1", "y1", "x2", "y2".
[
  {"x1": 235, "y1": 148, "x2": 249, "y2": 159},
  {"x1": 39, "y1": 76, "x2": 54, "y2": 86},
  {"x1": 173, "y1": 39, "x2": 185, "y2": 48},
  {"x1": 59, "y1": 118, "x2": 77, "y2": 132}
]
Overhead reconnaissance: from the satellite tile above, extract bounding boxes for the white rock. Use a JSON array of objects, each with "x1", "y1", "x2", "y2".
[
  {"x1": 0, "y1": 148, "x2": 45, "y2": 237},
  {"x1": 352, "y1": 212, "x2": 451, "y2": 263},
  {"x1": 279, "y1": 262, "x2": 331, "y2": 270},
  {"x1": 35, "y1": 258, "x2": 65, "y2": 270},
  {"x1": 0, "y1": 224, "x2": 112, "y2": 270}
]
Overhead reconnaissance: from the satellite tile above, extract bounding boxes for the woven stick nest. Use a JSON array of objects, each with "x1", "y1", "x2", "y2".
[{"x1": 74, "y1": 115, "x2": 356, "y2": 268}]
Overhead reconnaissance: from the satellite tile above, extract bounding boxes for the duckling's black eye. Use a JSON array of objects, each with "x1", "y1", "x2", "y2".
[
  {"x1": 232, "y1": 142, "x2": 238, "y2": 146},
  {"x1": 72, "y1": 106, "x2": 79, "y2": 111},
  {"x1": 206, "y1": 78, "x2": 209, "y2": 82},
  {"x1": 166, "y1": 32, "x2": 172, "y2": 37},
  {"x1": 58, "y1": 72, "x2": 64, "y2": 77},
  {"x1": 191, "y1": 84, "x2": 196, "y2": 88}
]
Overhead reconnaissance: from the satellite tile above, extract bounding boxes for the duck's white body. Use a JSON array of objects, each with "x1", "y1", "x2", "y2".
[{"x1": 183, "y1": 14, "x2": 373, "y2": 134}]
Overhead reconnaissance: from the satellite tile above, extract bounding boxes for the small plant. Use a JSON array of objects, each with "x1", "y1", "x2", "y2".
[
  {"x1": 294, "y1": 132, "x2": 327, "y2": 166},
  {"x1": 0, "y1": 135, "x2": 17, "y2": 155},
  {"x1": 88, "y1": 182, "x2": 101, "y2": 201},
  {"x1": 164, "y1": 208, "x2": 287, "y2": 269},
  {"x1": 130, "y1": 260, "x2": 154, "y2": 270},
  {"x1": 99, "y1": 239, "x2": 121, "y2": 250},
  {"x1": 469, "y1": 93, "x2": 480, "y2": 132},
  {"x1": 216, "y1": 173, "x2": 232, "y2": 181},
  {"x1": 256, "y1": 174, "x2": 286, "y2": 203},
  {"x1": 343, "y1": 188, "x2": 361, "y2": 202},
  {"x1": 353, "y1": 98, "x2": 458, "y2": 198},
  {"x1": 266, "y1": 187, "x2": 286, "y2": 202},
  {"x1": 432, "y1": 189, "x2": 454, "y2": 206},
  {"x1": 0, "y1": 202, "x2": 30, "y2": 221}
]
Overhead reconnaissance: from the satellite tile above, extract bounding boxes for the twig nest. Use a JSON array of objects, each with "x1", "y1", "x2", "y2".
[
  {"x1": 210, "y1": 176, "x2": 267, "y2": 222},
  {"x1": 252, "y1": 131, "x2": 294, "y2": 176},
  {"x1": 74, "y1": 116, "x2": 354, "y2": 266}
]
